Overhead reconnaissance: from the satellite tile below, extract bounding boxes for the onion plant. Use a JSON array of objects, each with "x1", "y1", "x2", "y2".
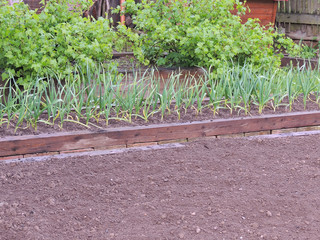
[
  {"x1": 297, "y1": 65, "x2": 318, "y2": 109},
  {"x1": 173, "y1": 79, "x2": 185, "y2": 120},
  {"x1": 253, "y1": 72, "x2": 275, "y2": 114},
  {"x1": 183, "y1": 77, "x2": 198, "y2": 114},
  {"x1": 285, "y1": 68, "x2": 299, "y2": 111}
]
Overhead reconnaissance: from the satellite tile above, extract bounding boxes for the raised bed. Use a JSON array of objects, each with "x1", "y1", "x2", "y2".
[
  {"x1": 281, "y1": 55, "x2": 319, "y2": 70},
  {"x1": 1, "y1": 111, "x2": 320, "y2": 160}
]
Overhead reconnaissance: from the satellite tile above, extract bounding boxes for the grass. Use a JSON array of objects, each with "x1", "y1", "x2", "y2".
[{"x1": 1, "y1": 61, "x2": 320, "y2": 131}]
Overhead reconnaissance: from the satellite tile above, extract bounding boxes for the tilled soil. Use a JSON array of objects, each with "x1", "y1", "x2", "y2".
[{"x1": 1, "y1": 134, "x2": 320, "y2": 239}]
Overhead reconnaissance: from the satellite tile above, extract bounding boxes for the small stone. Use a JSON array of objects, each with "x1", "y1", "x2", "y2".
[
  {"x1": 47, "y1": 197, "x2": 55, "y2": 206},
  {"x1": 178, "y1": 232, "x2": 185, "y2": 239},
  {"x1": 8, "y1": 207, "x2": 17, "y2": 216},
  {"x1": 191, "y1": 212, "x2": 196, "y2": 216},
  {"x1": 251, "y1": 222, "x2": 259, "y2": 229},
  {"x1": 161, "y1": 213, "x2": 167, "y2": 219},
  {"x1": 266, "y1": 211, "x2": 272, "y2": 217},
  {"x1": 196, "y1": 226, "x2": 201, "y2": 233}
]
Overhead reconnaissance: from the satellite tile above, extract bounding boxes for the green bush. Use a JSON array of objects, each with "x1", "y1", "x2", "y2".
[
  {"x1": 118, "y1": 0, "x2": 297, "y2": 73},
  {"x1": 0, "y1": 0, "x2": 123, "y2": 86}
]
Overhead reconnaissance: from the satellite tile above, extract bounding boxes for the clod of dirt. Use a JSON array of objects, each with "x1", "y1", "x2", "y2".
[
  {"x1": 178, "y1": 232, "x2": 185, "y2": 239},
  {"x1": 266, "y1": 211, "x2": 273, "y2": 217},
  {"x1": 46, "y1": 197, "x2": 55, "y2": 206},
  {"x1": 251, "y1": 222, "x2": 259, "y2": 229},
  {"x1": 161, "y1": 213, "x2": 167, "y2": 219}
]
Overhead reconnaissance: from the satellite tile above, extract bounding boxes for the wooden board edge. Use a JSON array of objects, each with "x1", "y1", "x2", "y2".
[{"x1": 1, "y1": 111, "x2": 320, "y2": 157}]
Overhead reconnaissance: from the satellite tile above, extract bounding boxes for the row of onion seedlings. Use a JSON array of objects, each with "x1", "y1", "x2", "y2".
[{"x1": 1, "y1": 62, "x2": 320, "y2": 130}]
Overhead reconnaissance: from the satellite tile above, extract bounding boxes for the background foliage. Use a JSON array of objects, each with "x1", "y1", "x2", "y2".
[
  {"x1": 118, "y1": 0, "x2": 299, "y2": 74},
  {"x1": 0, "y1": 0, "x2": 123, "y2": 86}
]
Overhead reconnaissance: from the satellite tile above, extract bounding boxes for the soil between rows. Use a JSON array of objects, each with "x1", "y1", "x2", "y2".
[
  {"x1": 1, "y1": 95, "x2": 320, "y2": 137},
  {"x1": 1, "y1": 134, "x2": 320, "y2": 239}
]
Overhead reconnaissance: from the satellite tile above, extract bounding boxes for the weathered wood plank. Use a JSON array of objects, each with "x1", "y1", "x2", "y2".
[
  {"x1": 2, "y1": 111, "x2": 320, "y2": 157},
  {"x1": 281, "y1": 56, "x2": 319, "y2": 69},
  {"x1": 277, "y1": 13, "x2": 320, "y2": 25}
]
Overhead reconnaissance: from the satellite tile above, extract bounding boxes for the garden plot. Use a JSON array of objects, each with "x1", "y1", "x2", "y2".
[
  {"x1": 2, "y1": 62, "x2": 320, "y2": 135},
  {"x1": 2, "y1": 1, "x2": 320, "y2": 237},
  {"x1": 1, "y1": 133, "x2": 320, "y2": 239},
  {"x1": 2, "y1": 62, "x2": 320, "y2": 159}
]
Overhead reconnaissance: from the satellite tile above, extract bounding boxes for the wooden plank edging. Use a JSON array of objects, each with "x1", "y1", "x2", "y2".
[{"x1": 1, "y1": 111, "x2": 320, "y2": 157}]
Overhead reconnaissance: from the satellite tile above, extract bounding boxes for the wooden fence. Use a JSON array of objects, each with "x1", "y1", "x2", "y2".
[
  {"x1": 22, "y1": 0, "x2": 135, "y2": 26},
  {"x1": 276, "y1": 0, "x2": 320, "y2": 41}
]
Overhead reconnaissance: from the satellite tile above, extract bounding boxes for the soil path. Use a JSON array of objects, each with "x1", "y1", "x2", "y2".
[{"x1": 1, "y1": 134, "x2": 320, "y2": 239}]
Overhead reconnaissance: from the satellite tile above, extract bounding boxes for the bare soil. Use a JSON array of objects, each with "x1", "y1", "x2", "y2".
[{"x1": 1, "y1": 134, "x2": 320, "y2": 239}]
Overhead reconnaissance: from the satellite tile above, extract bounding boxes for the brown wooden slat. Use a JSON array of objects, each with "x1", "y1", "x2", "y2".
[
  {"x1": 277, "y1": 13, "x2": 320, "y2": 25},
  {"x1": 281, "y1": 56, "x2": 319, "y2": 69},
  {"x1": 1, "y1": 111, "x2": 320, "y2": 157},
  {"x1": 239, "y1": 0, "x2": 277, "y2": 26}
]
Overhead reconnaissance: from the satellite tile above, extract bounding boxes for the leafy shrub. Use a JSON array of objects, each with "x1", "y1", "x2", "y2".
[
  {"x1": 0, "y1": 0, "x2": 123, "y2": 86},
  {"x1": 118, "y1": 0, "x2": 297, "y2": 73},
  {"x1": 289, "y1": 40, "x2": 319, "y2": 59}
]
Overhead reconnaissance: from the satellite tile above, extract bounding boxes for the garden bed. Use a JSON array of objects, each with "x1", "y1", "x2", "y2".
[
  {"x1": 281, "y1": 55, "x2": 319, "y2": 70},
  {"x1": 2, "y1": 102, "x2": 320, "y2": 159},
  {"x1": 2, "y1": 54, "x2": 320, "y2": 159}
]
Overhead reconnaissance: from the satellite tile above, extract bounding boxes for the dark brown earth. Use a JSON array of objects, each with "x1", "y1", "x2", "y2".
[
  {"x1": 1, "y1": 95, "x2": 320, "y2": 137},
  {"x1": 1, "y1": 133, "x2": 320, "y2": 239}
]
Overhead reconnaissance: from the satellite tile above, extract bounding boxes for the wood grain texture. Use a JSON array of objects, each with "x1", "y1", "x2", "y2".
[
  {"x1": 1, "y1": 111, "x2": 320, "y2": 158},
  {"x1": 276, "y1": 0, "x2": 320, "y2": 40},
  {"x1": 240, "y1": 0, "x2": 277, "y2": 26},
  {"x1": 281, "y1": 56, "x2": 319, "y2": 69}
]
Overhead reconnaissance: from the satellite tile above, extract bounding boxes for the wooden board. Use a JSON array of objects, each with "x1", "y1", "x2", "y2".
[
  {"x1": 277, "y1": 13, "x2": 320, "y2": 25},
  {"x1": 240, "y1": 0, "x2": 278, "y2": 26},
  {"x1": 1, "y1": 111, "x2": 320, "y2": 157},
  {"x1": 281, "y1": 56, "x2": 319, "y2": 69}
]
